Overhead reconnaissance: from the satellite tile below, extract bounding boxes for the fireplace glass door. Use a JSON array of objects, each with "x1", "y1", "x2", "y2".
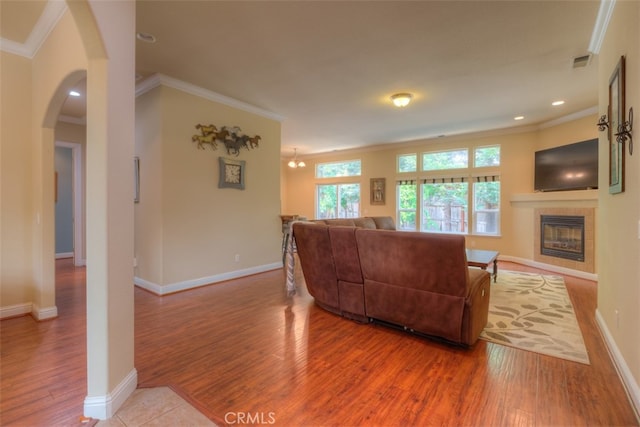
[{"x1": 540, "y1": 215, "x2": 585, "y2": 262}]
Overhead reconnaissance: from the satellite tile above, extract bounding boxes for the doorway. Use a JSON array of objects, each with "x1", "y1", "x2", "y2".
[{"x1": 55, "y1": 141, "x2": 84, "y2": 266}]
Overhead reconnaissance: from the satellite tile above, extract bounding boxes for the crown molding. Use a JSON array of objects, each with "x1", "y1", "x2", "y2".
[
  {"x1": 538, "y1": 106, "x2": 598, "y2": 129},
  {"x1": 589, "y1": 0, "x2": 616, "y2": 54},
  {"x1": 136, "y1": 73, "x2": 285, "y2": 122},
  {"x1": 0, "y1": 0, "x2": 68, "y2": 59}
]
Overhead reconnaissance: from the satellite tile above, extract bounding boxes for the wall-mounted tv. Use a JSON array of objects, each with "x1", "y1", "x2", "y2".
[{"x1": 534, "y1": 138, "x2": 599, "y2": 192}]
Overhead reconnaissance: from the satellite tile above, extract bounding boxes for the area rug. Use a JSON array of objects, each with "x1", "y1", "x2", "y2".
[{"x1": 479, "y1": 270, "x2": 590, "y2": 364}]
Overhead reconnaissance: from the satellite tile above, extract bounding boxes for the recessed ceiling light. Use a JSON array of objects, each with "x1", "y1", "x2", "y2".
[
  {"x1": 552, "y1": 100, "x2": 565, "y2": 106},
  {"x1": 136, "y1": 32, "x2": 157, "y2": 43},
  {"x1": 69, "y1": 90, "x2": 81, "y2": 97},
  {"x1": 391, "y1": 93, "x2": 413, "y2": 107},
  {"x1": 514, "y1": 116, "x2": 524, "y2": 121}
]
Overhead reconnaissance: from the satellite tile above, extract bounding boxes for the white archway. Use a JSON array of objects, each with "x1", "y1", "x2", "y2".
[{"x1": 36, "y1": 0, "x2": 137, "y2": 419}]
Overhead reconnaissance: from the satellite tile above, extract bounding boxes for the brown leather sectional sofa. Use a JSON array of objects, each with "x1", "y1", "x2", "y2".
[{"x1": 292, "y1": 217, "x2": 491, "y2": 346}]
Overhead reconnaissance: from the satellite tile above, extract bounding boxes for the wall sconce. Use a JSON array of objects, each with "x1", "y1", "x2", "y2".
[
  {"x1": 288, "y1": 148, "x2": 306, "y2": 168},
  {"x1": 596, "y1": 114, "x2": 609, "y2": 131},
  {"x1": 615, "y1": 107, "x2": 633, "y2": 155},
  {"x1": 391, "y1": 93, "x2": 413, "y2": 107}
]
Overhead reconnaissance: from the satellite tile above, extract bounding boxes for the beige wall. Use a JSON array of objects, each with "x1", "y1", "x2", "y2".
[
  {"x1": 135, "y1": 85, "x2": 282, "y2": 290},
  {"x1": 1, "y1": 10, "x2": 88, "y2": 314},
  {"x1": 2, "y1": 2, "x2": 139, "y2": 413},
  {"x1": 283, "y1": 118, "x2": 596, "y2": 261},
  {"x1": 134, "y1": 88, "x2": 164, "y2": 286},
  {"x1": 596, "y1": 0, "x2": 640, "y2": 402},
  {"x1": 0, "y1": 51, "x2": 34, "y2": 308}
]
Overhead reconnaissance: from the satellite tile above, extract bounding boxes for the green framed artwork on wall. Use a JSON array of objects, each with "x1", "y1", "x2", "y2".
[{"x1": 608, "y1": 56, "x2": 625, "y2": 194}]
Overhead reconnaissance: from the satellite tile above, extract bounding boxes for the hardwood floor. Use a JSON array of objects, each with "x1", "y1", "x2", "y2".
[{"x1": 1, "y1": 258, "x2": 638, "y2": 426}]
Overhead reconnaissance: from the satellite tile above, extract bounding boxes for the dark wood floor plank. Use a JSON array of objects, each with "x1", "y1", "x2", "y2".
[{"x1": 1, "y1": 259, "x2": 638, "y2": 426}]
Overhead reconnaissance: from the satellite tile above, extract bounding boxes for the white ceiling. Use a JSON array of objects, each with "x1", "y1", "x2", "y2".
[{"x1": 1, "y1": 1, "x2": 603, "y2": 156}]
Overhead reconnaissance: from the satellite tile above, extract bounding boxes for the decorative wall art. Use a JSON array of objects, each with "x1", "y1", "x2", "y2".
[
  {"x1": 370, "y1": 178, "x2": 386, "y2": 205},
  {"x1": 608, "y1": 56, "x2": 625, "y2": 194},
  {"x1": 191, "y1": 123, "x2": 261, "y2": 157},
  {"x1": 219, "y1": 157, "x2": 246, "y2": 190}
]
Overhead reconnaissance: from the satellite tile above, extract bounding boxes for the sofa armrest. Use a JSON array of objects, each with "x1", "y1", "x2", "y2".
[{"x1": 463, "y1": 268, "x2": 491, "y2": 345}]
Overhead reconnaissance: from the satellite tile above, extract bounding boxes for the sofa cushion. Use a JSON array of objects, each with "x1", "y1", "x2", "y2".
[
  {"x1": 324, "y1": 218, "x2": 357, "y2": 227},
  {"x1": 353, "y1": 217, "x2": 377, "y2": 229},
  {"x1": 356, "y1": 230, "x2": 468, "y2": 296},
  {"x1": 370, "y1": 216, "x2": 396, "y2": 230}
]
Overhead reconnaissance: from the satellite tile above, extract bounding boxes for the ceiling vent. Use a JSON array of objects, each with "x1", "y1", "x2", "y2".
[{"x1": 572, "y1": 54, "x2": 592, "y2": 68}]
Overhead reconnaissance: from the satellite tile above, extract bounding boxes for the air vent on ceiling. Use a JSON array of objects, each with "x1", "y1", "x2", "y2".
[{"x1": 573, "y1": 54, "x2": 592, "y2": 68}]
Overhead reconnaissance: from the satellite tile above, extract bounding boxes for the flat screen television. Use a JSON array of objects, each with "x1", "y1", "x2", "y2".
[{"x1": 534, "y1": 138, "x2": 599, "y2": 192}]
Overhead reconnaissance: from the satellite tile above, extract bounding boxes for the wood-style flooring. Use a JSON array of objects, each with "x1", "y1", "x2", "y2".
[{"x1": 0, "y1": 258, "x2": 638, "y2": 426}]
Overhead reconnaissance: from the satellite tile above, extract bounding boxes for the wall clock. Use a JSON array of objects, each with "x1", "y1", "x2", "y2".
[{"x1": 218, "y1": 157, "x2": 246, "y2": 190}]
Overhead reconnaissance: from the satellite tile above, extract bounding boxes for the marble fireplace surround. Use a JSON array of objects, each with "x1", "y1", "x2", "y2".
[{"x1": 511, "y1": 190, "x2": 597, "y2": 275}]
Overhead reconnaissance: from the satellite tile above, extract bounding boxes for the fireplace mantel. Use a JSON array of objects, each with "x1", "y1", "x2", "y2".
[{"x1": 510, "y1": 189, "x2": 598, "y2": 207}]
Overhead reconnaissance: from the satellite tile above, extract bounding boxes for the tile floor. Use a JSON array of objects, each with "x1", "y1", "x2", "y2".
[{"x1": 95, "y1": 387, "x2": 217, "y2": 426}]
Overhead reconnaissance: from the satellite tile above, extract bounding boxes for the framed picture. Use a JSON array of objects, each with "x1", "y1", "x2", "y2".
[
  {"x1": 219, "y1": 157, "x2": 245, "y2": 190},
  {"x1": 608, "y1": 56, "x2": 625, "y2": 194},
  {"x1": 134, "y1": 157, "x2": 140, "y2": 203},
  {"x1": 370, "y1": 177, "x2": 386, "y2": 205}
]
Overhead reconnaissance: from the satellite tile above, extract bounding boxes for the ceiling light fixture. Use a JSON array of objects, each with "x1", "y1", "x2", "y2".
[
  {"x1": 552, "y1": 100, "x2": 565, "y2": 106},
  {"x1": 69, "y1": 90, "x2": 81, "y2": 97},
  {"x1": 136, "y1": 32, "x2": 157, "y2": 43},
  {"x1": 391, "y1": 93, "x2": 413, "y2": 107},
  {"x1": 288, "y1": 148, "x2": 306, "y2": 168},
  {"x1": 514, "y1": 116, "x2": 524, "y2": 121}
]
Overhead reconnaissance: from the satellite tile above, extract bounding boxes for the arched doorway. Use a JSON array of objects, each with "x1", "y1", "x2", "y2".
[{"x1": 37, "y1": 0, "x2": 137, "y2": 419}]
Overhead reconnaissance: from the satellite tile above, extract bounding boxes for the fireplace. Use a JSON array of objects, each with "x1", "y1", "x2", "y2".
[{"x1": 540, "y1": 215, "x2": 585, "y2": 262}]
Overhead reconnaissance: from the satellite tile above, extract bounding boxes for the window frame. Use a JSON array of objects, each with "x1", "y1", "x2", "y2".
[
  {"x1": 422, "y1": 148, "x2": 469, "y2": 171},
  {"x1": 396, "y1": 145, "x2": 501, "y2": 236},
  {"x1": 315, "y1": 182, "x2": 361, "y2": 219},
  {"x1": 315, "y1": 159, "x2": 362, "y2": 179}
]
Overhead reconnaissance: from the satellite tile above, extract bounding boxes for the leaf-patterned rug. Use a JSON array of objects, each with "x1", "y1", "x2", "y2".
[{"x1": 479, "y1": 270, "x2": 590, "y2": 364}]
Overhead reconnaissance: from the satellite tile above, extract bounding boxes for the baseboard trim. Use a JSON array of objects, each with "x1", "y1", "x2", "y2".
[
  {"x1": 31, "y1": 304, "x2": 58, "y2": 320},
  {"x1": 84, "y1": 368, "x2": 138, "y2": 420},
  {"x1": 0, "y1": 303, "x2": 33, "y2": 319},
  {"x1": 56, "y1": 252, "x2": 74, "y2": 259},
  {"x1": 499, "y1": 255, "x2": 597, "y2": 281},
  {"x1": 134, "y1": 262, "x2": 282, "y2": 296},
  {"x1": 595, "y1": 310, "x2": 640, "y2": 421}
]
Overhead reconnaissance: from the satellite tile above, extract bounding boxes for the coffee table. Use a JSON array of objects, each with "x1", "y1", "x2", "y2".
[{"x1": 466, "y1": 249, "x2": 499, "y2": 283}]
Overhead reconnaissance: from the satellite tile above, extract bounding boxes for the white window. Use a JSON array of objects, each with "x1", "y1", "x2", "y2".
[
  {"x1": 421, "y1": 180, "x2": 468, "y2": 234},
  {"x1": 316, "y1": 160, "x2": 361, "y2": 178},
  {"x1": 473, "y1": 179, "x2": 500, "y2": 235},
  {"x1": 316, "y1": 183, "x2": 360, "y2": 219},
  {"x1": 397, "y1": 146, "x2": 501, "y2": 235},
  {"x1": 474, "y1": 145, "x2": 501, "y2": 167},
  {"x1": 398, "y1": 154, "x2": 417, "y2": 173},
  {"x1": 423, "y1": 149, "x2": 468, "y2": 171},
  {"x1": 397, "y1": 180, "x2": 417, "y2": 230}
]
